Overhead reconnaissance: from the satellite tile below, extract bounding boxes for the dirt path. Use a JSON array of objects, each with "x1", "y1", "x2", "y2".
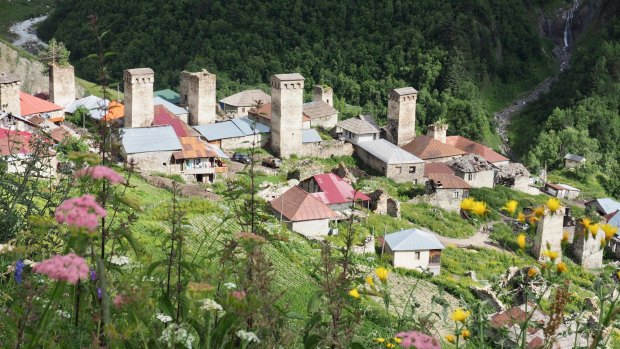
[{"x1": 437, "y1": 223, "x2": 502, "y2": 251}]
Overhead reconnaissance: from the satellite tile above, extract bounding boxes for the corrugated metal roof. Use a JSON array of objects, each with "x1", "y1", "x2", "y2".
[
  {"x1": 120, "y1": 126, "x2": 182, "y2": 154},
  {"x1": 65, "y1": 95, "x2": 109, "y2": 120},
  {"x1": 20, "y1": 92, "x2": 63, "y2": 117},
  {"x1": 219, "y1": 89, "x2": 271, "y2": 107},
  {"x1": 0, "y1": 128, "x2": 33, "y2": 156},
  {"x1": 424, "y1": 162, "x2": 454, "y2": 177},
  {"x1": 205, "y1": 143, "x2": 229, "y2": 159},
  {"x1": 193, "y1": 117, "x2": 269, "y2": 141},
  {"x1": 558, "y1": 183, "x2": 580, "y2": 191},
  {"x1": 589, "y1": 198, "x2": 620, "y2": 215},
  {"x1": 357, "y1": 139, "x2": 423, "y2": 164},
  {"x1": 385, "y1": 228, "x2": 444, "y2": 251},
  {"x1": 154, "y1": 89, "x2": 180, "y2": 104},
  {"x1": 271, "y1": 186, "x2": 338, "y2": 222},
  {"x1": 564, "y1": 153, "x2": 585, "y2": 162},
  {"x1": 302, "y1": 129, "x2": 322, "y2": 143},
  {"x1": 154, "y1": 96, "x2": 188, "y2": 116},
  {"x1": 337, "y1": 116, "x2": 380, "y2": 135},
  {"x1": 308, "y1": 173, "x2": 370, "y2": 205},
  {"x1": 607, "y1": 210, "x2": 620, "y2": 229},
  {"x1": 153, "y1": 105, "x2": 197, "y2": 137}
]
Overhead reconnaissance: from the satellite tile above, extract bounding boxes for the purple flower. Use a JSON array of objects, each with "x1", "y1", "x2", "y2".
[
  {"x1": 97, "y1": 288, "x2": 103, "y2": 299},
  {"x1": 90, "y1": 268, "x2": 96, "y2": 281},
  {"x1": 15, "y1": 259, "x2": 24, "y2": 284}
]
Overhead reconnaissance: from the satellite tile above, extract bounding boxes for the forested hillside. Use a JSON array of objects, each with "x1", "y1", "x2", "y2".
[
  {"x1": 510, "y1": 0, "x2": 620, "y2": 196},
  {"x1": 39, "y1": 0, "x2": 557, "y2": 147}
]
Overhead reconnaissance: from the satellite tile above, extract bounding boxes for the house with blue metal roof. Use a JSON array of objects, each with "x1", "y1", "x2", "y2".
[
  {"x1": 356, "y1": 138, "x2": 426, "y2": 184},
  {"x1": 193, "y1": 117, "x2": 270, "y2": 150},
  {"x1": 120, "y1": 125, "x2": 183, "y2": 174},
  {"x1": 586, "y1": 198, "x2": 620, "y2": 216},
  {"x1": 383, "y1": 228, "x2": 444, "y2": 275}
]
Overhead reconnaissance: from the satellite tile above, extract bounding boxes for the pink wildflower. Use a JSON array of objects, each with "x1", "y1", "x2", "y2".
[
  {"x1": 74, "y1": 166, "x2": 125, "y2": 184},
  {"x1": 55, "y1": 194, "x2": 106, "y2": 231},
  {"x1": 113, "y1": 294, "x2": 124, "y2": 308},
  {"x1": 232, "y1": 290, "x2": 246, "y2": 300},
  {"x1": 395, "y1": 331, "x2": 441, "y2": 349},
  {"x1": 32, "y1": 253, "x2": 89, "y2": 284}
]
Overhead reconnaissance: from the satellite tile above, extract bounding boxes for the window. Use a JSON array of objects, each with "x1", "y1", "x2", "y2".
[
  {"x1": 409, "y1": 166, "x2": 416, "y2": 173},
  {"x1": 453, "y1": 191, "x2": 459, "y2": 199},
  {"x1": 396, "y1": 166, "x2": 402, "y2": 174},
  {"x1": 468, "y1": 174, "x2": 473, "y2": 181},
  {"x1": 415, "y1": 252, "x2": 420, "y2": 260}
]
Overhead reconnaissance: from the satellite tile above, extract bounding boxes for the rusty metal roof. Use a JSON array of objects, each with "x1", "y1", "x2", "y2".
[
  {"x1": 172, "y1": 137, "x2": 218, "y2": 160},
  {"x1": 271, "y1": 186, "x2": 338, "y2": 221},
  {"x1": 427, "y1": 173, "x2": 470, "y2": 189},
  {"x1": 446, "y1": 136, "x2": 509, "y2": 163}
]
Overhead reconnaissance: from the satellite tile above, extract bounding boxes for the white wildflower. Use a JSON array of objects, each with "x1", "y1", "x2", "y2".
[
  {"x1": 236, "y1": 330, "x2": 261, "y2": 344},
  {"x1": 200, "y1": 299, "x2": 225, "y2": 315},
  {"x1": 223, "y1": 282, "x2": 236, "y2": 289},
  {"x1": 55, "y1": 310, "x2": 71, "y2": 318},
  {"x1": 156, "y1": 313, "x2": 173, "y2": 323},
  {"x1": 159, "y1": 323, "x2": 195, "y2": 349},
  {"x1": 109, "y1": 255, "x2": 130, "y2": 266},
  {"x1": 0, "y1": 244, "x2": 14, "y2": 254}
]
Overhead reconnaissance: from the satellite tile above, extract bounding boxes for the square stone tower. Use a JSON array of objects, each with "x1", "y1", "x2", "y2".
[
  {"x1": 572, "y1": 221, "x2": 604, "y2": 269},
  {"x1": 270, "y1": 73, "x2": 304, "y2": 158},
  {"x1": 0, "y1": 73, "x2": 21, "y2": 116},
  {"x1": 179, "y1": 70, "x2": 216, "y2": 125},
  {"x1": 532, "y1": 207, "x2": 565, "y2": 260},
  {"x1": 386, "y1": 87, "x2": 417, "y2": 146},
  {"x1": 49, "y1": 63, "x2": 75, "y2": 107},
  {"x1": 427, "y1": 122, "x2": 448, "y2": 144},
  {"x1": 313, "y1": 85, "x2": 333, "y2": 107},
  {"x1": 124, "y1": 68, "x2": 154, "y2": 128}
]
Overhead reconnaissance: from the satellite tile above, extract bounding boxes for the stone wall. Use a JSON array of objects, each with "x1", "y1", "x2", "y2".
[
  {"x1": 219, "y1": 133, "x2": 268, "y2": 151},
  {"x1": 49, "y1": 64, "x2": 75, "y2": 107},
  {"x1": 572, "y1": 222, "x2": 604, "y2": 269},
  {"x1": 299, "y1": 139, "x2": 353, "y2": 158},
  {"x1": 355, "y1": 145, "x2": 425, "y2": 183},
  {"x1": 290, "y1": 218, "x2": 330, "y2": 237},
  {"x1": 532, "y1": 209, "x2": 565, "y2": 259},
  {"x1": 309, "y1": 113, "x2": 338, "y2": 129},
  {"x1": 0, "y1": 75, "x2": 21, "y2": 116},
  {"x1": 455, "y1": 169, "x2": 495, "y2": 188},
  {"x1": 414, "y1": 188, "x2": 468, "y2": 212},
  {"x1": 125, "y1": 151, "x2": 176, "y2": 174}
]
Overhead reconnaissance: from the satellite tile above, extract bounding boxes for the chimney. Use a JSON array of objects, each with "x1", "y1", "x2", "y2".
[
  {"x1": 179, "y1": 70, "x2": 216, "y2": 125},
  {"x1": 123, "y1": 68, "x2": 154, "y2": 128},
  {"x1": 313, "y1": 85, "x2": 333, "y2": 107},
  {"x1": 0, "y1": 73, "x2": 21, "y2": 117},
  {"x1": 427, "y1": 122, "x2": 448, "y2": 143},
  {"x1": 49, "y1": 63, "x2": 75, "y2": 107}
]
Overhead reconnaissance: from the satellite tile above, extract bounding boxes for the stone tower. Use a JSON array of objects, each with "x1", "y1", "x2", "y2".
[
  {"x1": 427, "y1": 122, "x2": 448, "y2": 144},
  {"x1": 532, "y1": 207, "x2": 565, "y2": 260},
  {"x1": 270, "y1": 73, "x2": 304, "y2": 158},
  {"x1": 386, "y1": 87, "x2": 417, "y2": 146},
  {"x1": 0, "y1": 73, "x2": 21, "y2": 117},
  {"x1": 49, "y1": 63, "x2": 75, "y2": 107},
  {"x1": 314, "y1": 85, "x2": 333, "y2": 107},
  {"x1": 179, "y1": 70, "x2": 216, "y2": 125},
  {"x1": 572, "y1": 221, "x2": 604, "y2": 269},
  {"x1": 124, "y1": 68, "x2": 154, "y2": 128}
]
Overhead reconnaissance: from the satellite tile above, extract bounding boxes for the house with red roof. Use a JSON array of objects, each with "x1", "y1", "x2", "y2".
[
  {"x1": 445, "y1": 135, "x2": 509, "y2": 166},
  {"x1": 299, "y1": 173, "x2": 370, "y2": 211},
  {"x1": 424, "y1": 173, "x2": 471, "y2": 212},
  {"x1": 20, "y1": 92, "x2": 64, "y2": 122},
  {"x1": 401, "y1": 135, "x2": 466, "y2": 163},
  {"x1": 0, "y1": 128, "x2": 57, "y2": 177},
  {"x1": 271, "y1": 186, "x2": 339, "y2": 237}
]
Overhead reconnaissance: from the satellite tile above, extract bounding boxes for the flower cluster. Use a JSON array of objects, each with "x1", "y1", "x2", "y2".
[
  {"x1": 0, "y1": 243, "x2": 14, "y2": 254},
  {"x1": 74, "y1": 165, "x2": 125, "y2": 184},
  {"x1": 56, "y1": 309, "x2": 71, "y2": 319},
  {"x1": 55, "y1": 194, "x2": 106, "y2": 232},
  {"x1": 156, "y1": 313, "x2": 173, "y2": 323},
  {"x1": 32, "y1": 253, "x2": 89, "y2": 284},
  {"x1": 460, "y1": 198, "x2": 488, "y2": 216},
  {"x1": 236, "y1": 330, "x2": 260, "y2": 344},
  {"x1": 223, "y1": 282, "x2": 236, "y2": 289},
  {"x1": 159, "y1": 324, "x2": 195, "y2": 349},
  {"x1": 109, "y1": 255, "x2": 130, "y2": 266},
  {"x1": 199, "y1": 299, "x2": 225, "y2": 316}
]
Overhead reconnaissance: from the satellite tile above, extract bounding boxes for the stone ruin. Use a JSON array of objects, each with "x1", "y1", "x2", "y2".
[
  {"x1": 532, "y1": 207, "x2": 565, "y2": 260},
  {"x1": 572, "y1": 220, "x2": 604, "y2": 269},
  {"x1": 367, "y1": 189, "x2": 401, "y2": 218}
]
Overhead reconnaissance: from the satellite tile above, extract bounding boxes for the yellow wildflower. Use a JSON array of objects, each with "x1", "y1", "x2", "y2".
[
  {"x1": 600, "y1": 238, "x2": 607, "y2": 249},
  {"x1": 461, "y1": 329, "x2": 471, "y2": 339},
  {"x1": 445, "y1": 334, "x2": 456, "y2": 344},
  {"x1": 451, "y1": 308, "x2": 471, "y2": 323},
  {"x1": 517, "y1": 212, "x2": 526, "y2": 223},
  {"x1": 375, "y1": 267, "x2": 389, "y2": 283},
  {"x1": 527, "y1": 267, "x2": 538, "y2": 278},
  {"x1": 602, "y1": 224, "x2": 618, "y2": 240},
  {"x1": 534, "y1": 206, "x2": 545, "y2": 217},
  {"x1": 581, "y1": 218, "x2": 591, "y2": 228},
  {"x1": 517, "y1": 234, "x2": 526, "y2": 250},
  {"x1": 546, "y1": 198, "x2": 561, "y2": 213},
  {"x1": 393, "y1": 337, "x2": 402, "y2": 344},
  {"x1": 528, "y1": 215, "x2": 539, "y2": 225},
  {"x1": 502, "y1": 200, "x2": 518, "y2": 216},
  {"x1": 562, "y1": 231, "x2": 569, "y2": 243},
  {"x1": 556, "y1": 262, "x2": 568, "y2": 274},
  {"x1": 365, "y1": 276, "x2": 374, "y2": 287},
  {"x1": 616, "y1": 270, "x2": 620, "y2": 280},
  {"x1": 544, "y1": 250, "x2": 559, "y2": 262},
  {"x1": 374, "y1": 338, "x2": 385, "y2": 343},
  {"x1": 386, "y1": 344, "x2": 395, "y2": 349},
  {"x1": 471, "y1": 201, "x2": 488, "y2": 216},
  {"x1": 588, "y1": 224, "x2": 599, "y2": 238},
  {"x1": 348, "y1": 288, "x2": 360, "y2": 299},
  {"x1": 460, "y1": 197, "x2": 475, "y2": 211}
]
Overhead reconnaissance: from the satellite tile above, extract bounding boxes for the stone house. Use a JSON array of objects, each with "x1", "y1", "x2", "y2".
[
  {"x1": 495, "y1": 162, "x2": 531, "y2": 192},
  {"x1": 447, "y1": 154, "x2": 495, "y2": 188},
  {"x1": 425, "y1": 173, "x2": 471, "y2": 211},
  {"x1": 302, "y1": 100, "x2": 338, "y2": 129},
  {"x1": 219, "y1": 89, "x2": 271, "y2": 117},
  {"x1": 564, "y1": 153, "x2": 585, "y2": 169},
  {"x1": 0, "y1": 128, "x2": 58, "y2": 177},
  {"x1": 335, "y1": 115, "x2": 380, "y2": 145},
  {"x1": 401, "y1": 135, "x2": 466, "y2": 163},
  {"x1": 247, "y1": 103, "x2": 311, "y2": 130},
  {"x1": 355, "y1": 138, "x2": 425, "y2": 184},
  {"x1": 120, "y1": 125, "x2": 182, "y2": 174},
  {"x1": 299, "y1": 173, "x2": 371, "y2": 211},
  {"x1": 544, "y1": 182, "x2": 580, "y2": 199},
  {"x1": 445, "y1": 135, "x2": 509, "y2": 166},
  {"x1": 586, "y1": 198, "x2": 620, "y2": 216},
  {"x1": 383, "y1": 228, "x2": 445, "y2": 275},
  {"x1": 193, "y1": 117, "x2": 270, "y2": 150},
  {"x1": 270, "y1": 186, "x2": 339, "y2": 238}
]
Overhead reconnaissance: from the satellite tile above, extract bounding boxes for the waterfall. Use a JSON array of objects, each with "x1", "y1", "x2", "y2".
[{"x1": 563, "y1": 0, "x2": 580, "y2": 48}]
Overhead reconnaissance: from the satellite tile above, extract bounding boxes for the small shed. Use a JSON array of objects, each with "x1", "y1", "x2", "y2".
[
  {"x1": 383, "y1": 228, "x2": 445, "y2": 275},
  {"x1": 335, "y1": 116, "x2": 380, "y2": 145},
  {"x1": 544, "y1": 183, "x2": 580, "y2": 199},
  {"x1": 270, "y1": 186, "x2": 339, "y2": 237},
  {"x1": 564, "y1": 153, "x2": 585, "y2": 169}
]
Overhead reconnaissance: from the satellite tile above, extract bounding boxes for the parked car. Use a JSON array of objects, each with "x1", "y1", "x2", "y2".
[
  {"x1": 232, "y1": 152, "x2": 252, "y2": 164},
  {"x1": 262, "y1": 157, "x2": 281, "y2": 168}
]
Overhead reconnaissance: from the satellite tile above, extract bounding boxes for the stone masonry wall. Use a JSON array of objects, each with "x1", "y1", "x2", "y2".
[
  {"x1": 0, "y1": 77, "x2": 21, "y2": 116},
  {"x1": 49, "y1": 64, "x2": 75, "y2": 107},
  {"x1": 126, "y1": 151, "x2": 176, "y2": 174},
  {"x1": 532, "y1": 209, "x2": 565, "y2": 260},
  {"x1": 299, "y1": 139, "x2": 353, "y2": 158},
  {"x1": 572, "y1": 222, "x2": 604, "y2": 269}
]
